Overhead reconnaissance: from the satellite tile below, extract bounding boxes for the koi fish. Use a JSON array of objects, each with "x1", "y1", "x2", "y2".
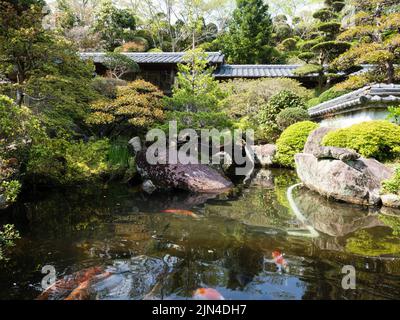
[
  {"x1": 193, "y1": 288, "x2": 225, "y2": 300},
  {"x1": 272, "y1": 250, "x2": 289, "y2": 272},
  {"x1": 161, "y1": 209, "x2": 199, "y2": 218},
  {"x1": 37, "y1": 266, "x2": 111, "y2": 300}
]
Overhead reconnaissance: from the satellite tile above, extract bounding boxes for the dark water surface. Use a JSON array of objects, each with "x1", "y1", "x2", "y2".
[{"x1": 1, "y1": 169, "x2": 400, "y2": 300}]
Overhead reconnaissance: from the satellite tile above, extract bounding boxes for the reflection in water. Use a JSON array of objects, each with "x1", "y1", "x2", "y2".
[{"x1": 0, "y1": 169, "x2": 400, "y2": 300}]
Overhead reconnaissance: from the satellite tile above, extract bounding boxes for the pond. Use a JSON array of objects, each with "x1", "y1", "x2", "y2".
[{"x1": 0, "y1": 169, "x2": 400, "y2": 300}]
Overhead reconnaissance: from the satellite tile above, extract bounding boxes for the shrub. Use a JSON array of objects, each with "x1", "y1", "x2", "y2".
[
  {"x1": 388, "y1": 106, "x2": 400, "y2": 124},
  {"x1": 159, "y1": 111, "x2": 234, "y2": 132},
  {"x1": 0, "y1": 180, "x2": 21, "y2": 203},
  {"x1": 382, "y1": 167, "x2": 400, "y2": 195},
  {"x1": 103, "y1": 52, "x2": 140, "y2": 79},
  {"x1": 322, "y1": 121, "x2": 400, "y2": 162},
  {"x1": 117, "y1": 37, "x2": 149, "y2": 52},
  {"x1": 275, "y1": 121, "x2": 319, "y2": 168},
  {"x1": 219, "y1": 78, "x2": 311, "y2": 119},
  {"x1": 276, "y1": 107, "x2": 310, "y2": 130},
  {"x1": 258, "y1": 90, "x2": 307, "y2": 142},
  {"x1": 26, "y1": 138, "x2": 111, "y2": 186},
  {"x1": 87, "y1": 80, "x2": 165, "y2": 137},
  {"x1": 91, "y1": 77, "x2": 127, "y2": 99},
  {"x1": 0, "y1": 224, "x2": 20, "y2": 261}
]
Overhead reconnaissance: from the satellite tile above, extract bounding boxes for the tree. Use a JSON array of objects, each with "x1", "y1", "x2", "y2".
[
  {"x1": 294, "y1": 0, "x2": 350, "y2": 88},
  {"x1": 93, "y1": 0, "x2": 137, "y2": 51},
  {"x1": 86, "y1": 80, "x2": 165, "y2": 137},
  {"x1": 0, "y1": 1, "x2": 54, "y2": 105},
  {"x1": 164, "y1": 48, "x2": 225, "y2": 112},
  {"x1": 103, "y1": 52, "x2": 140, "y2": 79},
  {"x1": 221, "y1": 0, "x2": 275, "y2": 64},
  {"x1": 331, "y1": 0, "x2": 400, "y2": 84}
]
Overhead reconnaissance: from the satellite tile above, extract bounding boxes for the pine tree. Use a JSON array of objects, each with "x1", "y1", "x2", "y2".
[
  {"x1": 295, "y1": 0, "x2": 350, "y2": 88},
  {"x1": 222, "y1": 0, "x2": 275, "y2": 64},
  {"x1": 331, "y1": 0, "x2": 400, "y2": 84}
]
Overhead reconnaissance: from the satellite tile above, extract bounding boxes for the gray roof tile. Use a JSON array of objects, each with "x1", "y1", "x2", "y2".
[
  {"x1": 308, "y1": 84, "x2": 400, "y2": 118},
  {"x1": 213, "y1": 64, "x2": 313, "y2": 78},
  {"x1": 80, "y1": 52, "x2": 225, "y2": 64}
]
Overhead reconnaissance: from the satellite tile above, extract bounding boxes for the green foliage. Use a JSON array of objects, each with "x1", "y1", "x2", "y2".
[
  {"x1": 91, "y1": 77, "x2": 127, "y2": 99},
  {"x1": 382, "y1": 167, "x2": 400, "y2": 195},
  {"x1": 93, "y1": 0, "x2": 136, "y2": 51},
  {"x1": 275, "y1": 121, "x2": 319, "y2": 168},
  {"x1": 116, "y1": 38, "x2": 149, "y2": 53},
  {"x1": 165, "y1": 49, "x2": 225, "y2": 113},
  {"x1": 294, "y1": 64, "x2": 323, "y2": 76},
  {"x1": 322, "y1": 121, "x2": 400, "y2": 161},
  {"x1": 0, "y1": 95, "x2": 44, "y2": 159},
  {"x1": 159, "y1": 111, "x2": 234, "y2": 132},
  {"x1": 221, "y1": 0, "x2": 275, "y2": 64},
  {"x1": 0, "y1": 180, "x2": 21, "y2": 203},
  {"x1": 220, "y1": 78, "x2": 311, "y2": 120},
  {"x1": 388, "y1": 106, "x2": 400, "y2": 124},
  {"x1": 276, "y1": 107, "x2": 310, "y2": 130},
  {"x1": 258, "y1": 90, "x2": 307, "y2": 141},
  {"x1": 103, "y1": 52, "x2": 139, "y2": 79},
  {"x1": 0, "y1": 224, "x2": 20, "y2": 262},
  {"x1": 87, "y1": 80, "x2": 165, "y2": 137},
  {"x1": 26, "y1": 138, "x2": 111, "y2": 186},
  {"x1": 332, "y1": 1, "x2": 400, "y2": 83}
]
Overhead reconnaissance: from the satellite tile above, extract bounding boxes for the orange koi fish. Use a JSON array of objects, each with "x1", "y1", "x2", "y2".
[
  {"x1": 37, "y1": 266, "x2": 111, "y2": 300},
  {"x1": 272, "y1": 250, "x2": 289, "y2": 272},
  {"x1": 161, "y1": 209, "x2": 199, "y2": 218},
  {"x1": 193, "y1": 288, "x2": 225, "y2": 300}
]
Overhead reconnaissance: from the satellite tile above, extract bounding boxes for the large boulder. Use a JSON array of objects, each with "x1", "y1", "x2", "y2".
[
  {"x1": 295, "y1": 127, "x2": 394, "y2": 206},
  {"x1": 251, "y1": 144, "x2": 276, "y2": 167},
  {"x1": 135, "y1": 149, "x2": 233, "y2": 194},
  {"x1": 295, "y1": 154, "x2": 393, "y2": 206},
  {"x1": 381, "y1": 194, "x2": 400, "y2": 209}
]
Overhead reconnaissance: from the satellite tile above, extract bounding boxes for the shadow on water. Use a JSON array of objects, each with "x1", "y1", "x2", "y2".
[{"x1": 0, "y1": 169, "x2": 400, "y2": 300}]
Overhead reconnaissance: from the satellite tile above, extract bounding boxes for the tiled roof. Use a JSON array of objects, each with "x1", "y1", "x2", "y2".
[
  {"x1": 80, "y1": 52, "x2": 225, "y2": 64},
  {"x1": 213, "y1": 64, "x2": 315, "y2": 78},
  {"x1": 309, "y1": 84, "x2": 400, "y2": 118}
]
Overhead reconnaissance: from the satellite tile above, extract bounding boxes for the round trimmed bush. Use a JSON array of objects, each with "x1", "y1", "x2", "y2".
[
  {"x1": 322, "y1": 120, "x2": 400, "y2": 162},
  {"x1": 275, "y1": 121, "x2": 319, "y2": 168},
  {"x1": 276, "y1": 107, "x2": 310, "y2": 130}
]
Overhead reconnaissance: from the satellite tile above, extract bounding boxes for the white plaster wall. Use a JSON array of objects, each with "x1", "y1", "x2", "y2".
[{"x1": 318, "y1": 108, "x2": 391, "y2": 128}]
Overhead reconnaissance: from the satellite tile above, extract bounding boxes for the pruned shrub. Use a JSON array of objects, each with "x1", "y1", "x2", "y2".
[
  {"x1": 258, "y1": 90, "x2": 307, "y2": 142},
  {"x1": 322, "y1": 121, "x2": 400, "y2": 161},
  {"x1": 275, "y1": 121, "x2": 319, "y2": 168},
  {"x1": 219, "y1": 78, "x2": 311, "y2": 119},
  {"x1": 382, "y1": 167, "x2": 400, "y2": 195},
  {"x1": 91, "y1": 77, "x2": 127, "y2": 99},
  {"x1": 276, "y1": 107, "x2": 310, "y2": 130}
]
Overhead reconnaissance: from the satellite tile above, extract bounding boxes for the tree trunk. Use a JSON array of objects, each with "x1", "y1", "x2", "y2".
[{"x1": 386, "y1": 62, "x2": 395, "y2": 84}]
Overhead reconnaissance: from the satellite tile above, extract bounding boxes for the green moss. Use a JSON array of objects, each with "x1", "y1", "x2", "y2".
[{"x1": 275, "y1": 121, "x2": 319, "y2": 168}]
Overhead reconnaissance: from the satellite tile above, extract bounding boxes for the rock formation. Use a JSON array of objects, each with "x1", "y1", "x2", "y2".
[{"x1": 295, "y1": 127, "x2": 394, "y2": 206}]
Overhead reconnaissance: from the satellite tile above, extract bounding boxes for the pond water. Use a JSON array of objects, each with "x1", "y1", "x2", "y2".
[{"x1": 1, "y1": 169, "x2": 400, "y2": 300}]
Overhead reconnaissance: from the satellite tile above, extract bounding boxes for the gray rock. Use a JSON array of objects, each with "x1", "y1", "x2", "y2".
[
  {"x1": 381, "y1": 194, "x2": 400, "y2": 209},
  {"x1": 304, "y1": 127, "x2": 334, "y2": 154},
  {"x1": 136, "y1": 149, "x2": 233, "y2": 194},
  {"x1": 141, "y1": 180, "x2": 157, "y2": 194},
  {"x1": 295, "y1": 153, "x2": 394, "y2": 206},
  {"x1": 313, "y1": 146, "x2": 360, "y2": 161},
  {"x1": 251, "y1": 144, "x2": 276, "y2": 167},
  {"x1": 129, "y1": 137, "x2": 142, "y2": 153}
]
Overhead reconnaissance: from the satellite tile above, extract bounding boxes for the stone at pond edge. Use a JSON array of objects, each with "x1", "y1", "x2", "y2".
[
  {"x1": 295, "y1": 153, "x2": 393, "y2": 206},
  {"x1": 381, "y1": 194, "x2": 400, "y2": 209},
  {"x1": 304, "y1": 127, "x2": 334, "y2": 154},
  {"x1": 135, "y1": 150, "x2": 233, "y2": 193},
  {"x1": 251, "y1": 144, "x2": 276, "y2": 167}
]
